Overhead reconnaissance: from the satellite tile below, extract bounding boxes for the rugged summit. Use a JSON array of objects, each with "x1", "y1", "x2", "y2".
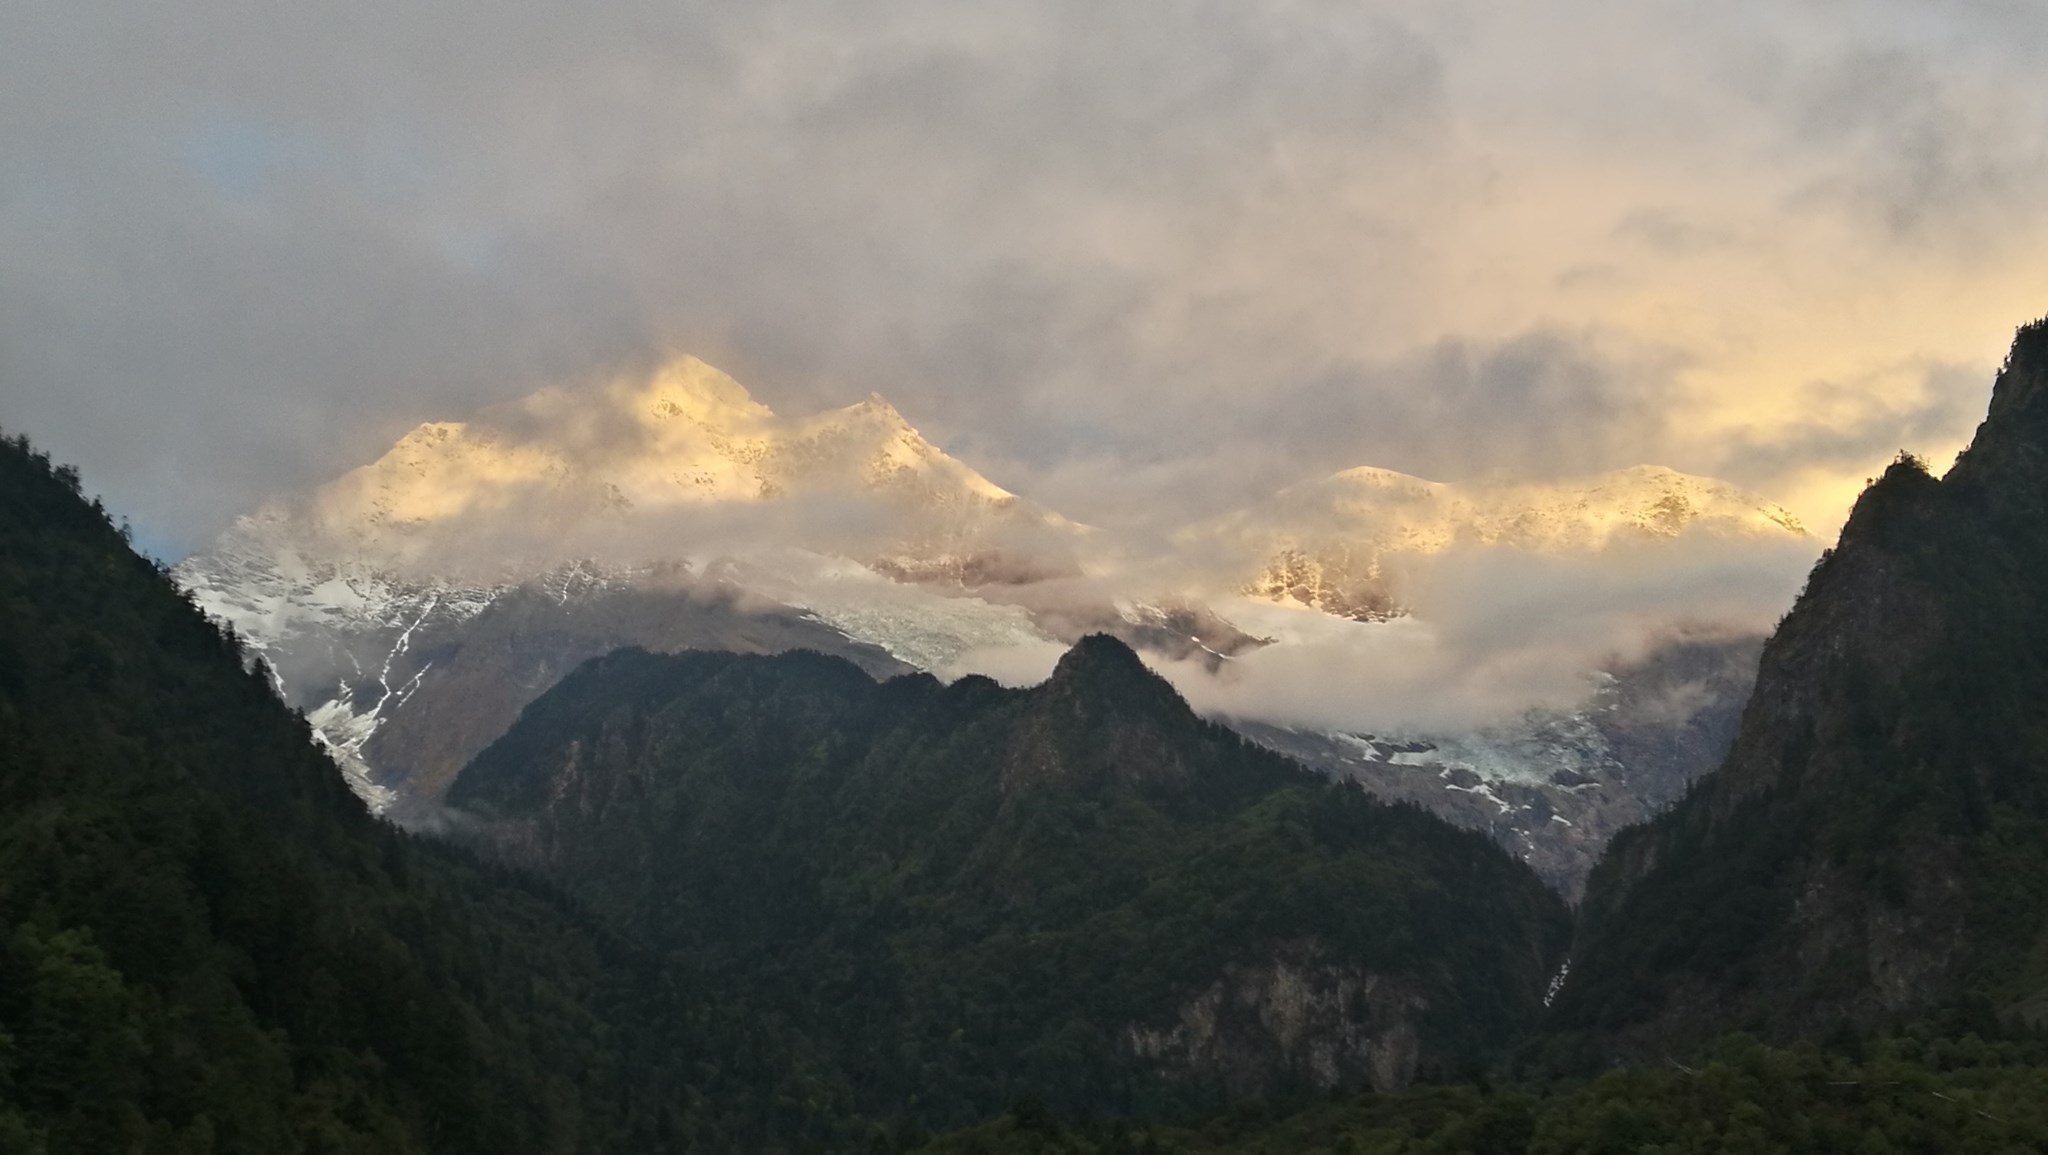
[
  {"x1": 997, "y1": 633, "x2": 1212, "y2": 792},
  {"x1": 1553, "y1": 319, "x2": 2048, "y2": 1053},
  {"x1": 1170, "y1": 463, "x2": 1807, "y2": 894},
  {"x1": 234, "y1": 358, "x2": 1066, "y2": 569}
]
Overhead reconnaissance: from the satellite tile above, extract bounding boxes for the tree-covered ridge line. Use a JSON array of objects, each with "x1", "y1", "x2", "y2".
[
  {"x1": 445, "y1": 633, "x2": 1571, "y2": 1124},
  {"x1": 1, "y1": 424, "x2": 635, "y2": 1152}
]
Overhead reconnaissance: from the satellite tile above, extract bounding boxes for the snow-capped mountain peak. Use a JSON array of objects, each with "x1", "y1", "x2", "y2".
[
  {"x1": 171, "y1": 356, "x2": 1096, "y2": 811},
  {"x1": 635, "y1": 356, "x2": 777, "y2": 428},
  {"x1": 229, "y1": 356, "x2": 1069, "y2": 580}
]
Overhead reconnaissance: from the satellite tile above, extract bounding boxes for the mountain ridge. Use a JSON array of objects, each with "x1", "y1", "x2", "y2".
[
  {"x1": 1551, "y1": 317, "x2": 2048, "y2": 1057},
  {"x1": 201, "y1": 356, "x2": 1066, "y2": 583},
  {"x1": 446, "y1": 633, "x2": 1572, "y2": 1114}
]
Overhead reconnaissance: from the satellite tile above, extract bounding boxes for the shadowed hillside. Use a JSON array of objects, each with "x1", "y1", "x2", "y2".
[
  {"x1": 1550, "y1": 318, "x2": 2048, "y2": 1058},
  {"x1": 449, "y1": 635, "x2": 1572, "y2": 1123}
]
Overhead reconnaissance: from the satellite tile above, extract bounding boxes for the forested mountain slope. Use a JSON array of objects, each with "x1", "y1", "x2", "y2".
[
  {"x1": 448, "y1": 636, "x2": 1572, "y2": 1122},
  {"x1": 1551, "y1": 319, "x2": 2048, "y2": 1056},
  {"x1": 0, "y1": 431, "x2": 889, "y2": 1154},
  {"x1": 0, "y1": 432, "x2": 652, "y2": 1151}
]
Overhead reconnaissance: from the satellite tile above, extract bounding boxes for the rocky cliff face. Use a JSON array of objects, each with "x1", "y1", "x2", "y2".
[
  {"x1": 1124, "y1": 946, "x2": 1426, "y2": 1093},
  {"x1": 1554, "y1": 319, "x2": 2048, "y2": 1055}
]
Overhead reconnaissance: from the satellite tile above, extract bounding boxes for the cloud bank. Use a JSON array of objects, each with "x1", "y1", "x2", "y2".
[
  {"x1": 1154, "y1": 536, "x2": 1815, "y2": 734},
  {"x1": 7, "y1": 1, "x2": 2047, "y2": 555}
]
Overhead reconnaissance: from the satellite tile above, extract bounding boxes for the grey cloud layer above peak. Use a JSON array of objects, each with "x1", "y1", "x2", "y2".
[{"x1": 6, "y1": 0, "x2": 2047, "y2": 555}]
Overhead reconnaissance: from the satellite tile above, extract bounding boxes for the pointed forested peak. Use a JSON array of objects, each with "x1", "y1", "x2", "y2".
[
  {"x1": 995, "y1": 634, "x2": 1218, "y2": 794},
  {"x1": 1981, "y1": 316, "x2": 2048, "y2": 434},
  {"x1": 438, "y1": 597, "x2": 1569, "y2": 1108},
  {"x1": 1038, "y1": 633, "x2": 1188, "y2": 715},
  {"x1": 1050, "y1": 631, "x2": 1150, "y2": 679},
  {"x1": 1948, "y1": 316, "x2": 2048, "y2": 504}
]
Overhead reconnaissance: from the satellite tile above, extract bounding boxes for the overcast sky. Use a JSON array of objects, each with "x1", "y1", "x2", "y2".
[{"x1": 7, "y1": 0, "x2": 2048, "y2": 556}]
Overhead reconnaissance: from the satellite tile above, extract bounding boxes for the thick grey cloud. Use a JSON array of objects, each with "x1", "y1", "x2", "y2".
[
  {"x1": 1160, "y1": 535, "x2": 1820, "y2": 733},
  {"x1": 4, "y1": 0, "x2": 2046, "y2": 554}
]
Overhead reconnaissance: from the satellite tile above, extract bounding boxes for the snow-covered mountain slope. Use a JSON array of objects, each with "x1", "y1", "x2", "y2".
[
  {"x1": 239, "y1": 356, "x2": 1080, "y2": 581},
  {"x1": 177, "y1": 527, "x2": 925, "y2": 811},
  {"x1": 1188, "y1": 464, "x2": 1810, "y2": 620},
  {"x1": 175, "y1": 357, "x2": 1093, "y2": 812},
  {"x1": 1236, "y1": 632, "x2": 1765, "y2": 897}
]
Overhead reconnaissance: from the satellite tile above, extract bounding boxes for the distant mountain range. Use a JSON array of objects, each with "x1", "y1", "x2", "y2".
[{"x1": 175, "y1": 357, "x2": 1811, "y2": 887}]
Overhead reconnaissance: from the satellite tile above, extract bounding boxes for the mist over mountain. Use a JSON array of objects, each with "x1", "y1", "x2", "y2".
[
  {"x1": 173, "y1": 355, "x2": 1817, "y2": 890},
  {"x1": 872, "y1": 329, "x2": 2048, "y2": 1154},
  {"x1": 1190, "y1": 462, "x2": 1807, "y2": 623},
  {"x1": 190, "y1": 356, "x2": 1081, "y2": 583}
]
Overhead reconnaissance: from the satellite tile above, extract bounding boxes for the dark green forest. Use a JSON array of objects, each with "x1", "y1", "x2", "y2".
[
  {"x1": 0, "y1": 430, "x2": 625, "y2": 1151},
  {"x1": 447, "y1": 637, "x2": 1569, "y2": 1123},
  {"x1": 906, "y1": 1033, "x2": 2048, "y2": 1154}
]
